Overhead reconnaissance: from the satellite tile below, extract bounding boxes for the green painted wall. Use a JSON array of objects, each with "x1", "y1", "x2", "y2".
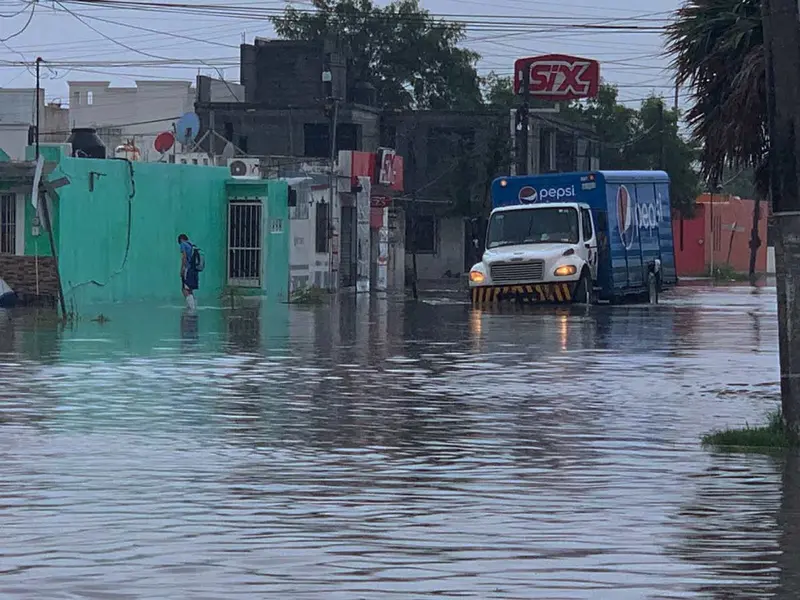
[
  {"x1": 225, "y1": 179, "x2": 290, "y2": 302},
  {"x1": 52, "y1": 158, "x2": 231, "y2": 307},
  {"x1": 265, "y1": 180, "x2": 289, "y2": 301},
  {"x1": 24, "y1": 195, "x2": 59, "y2": 257},
  {"x1": 14, "y1": 152, "x2": 290, "y2": 307}
]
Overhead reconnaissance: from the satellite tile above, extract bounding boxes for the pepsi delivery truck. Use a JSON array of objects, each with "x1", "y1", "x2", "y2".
[{"x1": 468, "y1": 170, "x2": 677, "y2": 304}]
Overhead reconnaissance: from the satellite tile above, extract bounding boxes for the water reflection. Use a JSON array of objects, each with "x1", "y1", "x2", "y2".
[{"x1": 0, "y1": 286, "x2": 790, "y2": 598}]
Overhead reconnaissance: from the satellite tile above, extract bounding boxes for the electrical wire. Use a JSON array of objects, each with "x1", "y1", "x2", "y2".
[
  {"x1": 0, "y1": 0, "x2": 35, "y2": 42},
  {"x1": 53, "y1": 0, "x2": 243, "y2": 101},
  {"x1": 0, "y1": 1, "x2": 34, "y2": 19},
  {"x1": 56, "y1": 0, "x2": 671, "y2": 31}
]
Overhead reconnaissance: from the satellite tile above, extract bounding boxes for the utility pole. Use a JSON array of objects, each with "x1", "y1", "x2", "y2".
[
  {"x1": 408, "y1": 135, "x2": 418, "y2": 300},
  {"x1": 674, "y1": 81, "x2": 679, "y2": 112},
  {"x1": 35, "y1": 57, "x2": 67, "y2": 318},
  {"x1": 515, "y1": 61, "x2": 531, "y2": 175},
  {"x1": 748, "y1": 197, "x2": 762, "y2": 285},
  {"x1": 709, "y1": 190, "x2": 715, "y2": 279},
  {"x1": 659, "y1": 101, "x2": 665, "y2": 167},
  {"x1": 763, "y1": 0, "x2": 800, "y2": 431}
]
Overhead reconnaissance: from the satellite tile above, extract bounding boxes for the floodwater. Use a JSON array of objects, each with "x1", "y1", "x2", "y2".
[{"x1": 0, "y1": 285, "x2": 794, "y2": 599}]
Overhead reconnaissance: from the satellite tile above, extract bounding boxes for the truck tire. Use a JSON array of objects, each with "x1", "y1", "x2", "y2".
[
  {"x1": 574, "y1": 272, "x2": 593, "y2": 305},
  {"x1": 648, "y1": 272, "x2": 659, "y2": 305}
]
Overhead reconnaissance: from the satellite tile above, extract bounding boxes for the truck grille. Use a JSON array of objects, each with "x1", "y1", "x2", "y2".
[{"x1": 490, "y1": 260, "x2": 545, "y2": 283}]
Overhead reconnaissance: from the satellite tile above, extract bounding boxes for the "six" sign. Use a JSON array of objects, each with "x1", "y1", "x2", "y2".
[{"x1": 513, "y1": 54, "x2": 600, "y2": 101}]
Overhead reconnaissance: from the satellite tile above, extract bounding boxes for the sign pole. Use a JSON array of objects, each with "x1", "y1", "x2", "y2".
[{"x1": 516, "y1": 61, "x2": 530, "y2": 176}]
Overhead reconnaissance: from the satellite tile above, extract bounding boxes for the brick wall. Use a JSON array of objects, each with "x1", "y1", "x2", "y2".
[{"x1": 0, "y1": 254, "x2": 58, "y2": 304}]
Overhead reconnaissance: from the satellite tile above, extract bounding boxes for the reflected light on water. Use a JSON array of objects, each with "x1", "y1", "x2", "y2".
[
  {"x1": 0, "y1": 286, "x2": 790, "y2": 599},
  {"x1": 558, "y1": 312, "x2": 568, "y2": 351}
]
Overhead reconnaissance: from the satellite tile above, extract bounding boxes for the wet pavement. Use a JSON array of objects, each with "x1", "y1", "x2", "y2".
[{"x1": 0, "y1": 284, "x2": 794, "y2": 599}]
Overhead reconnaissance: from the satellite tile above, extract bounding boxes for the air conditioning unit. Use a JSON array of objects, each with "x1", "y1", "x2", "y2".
[{"x1": 228, "y1": 157, "x2": 261, "y2": 179}]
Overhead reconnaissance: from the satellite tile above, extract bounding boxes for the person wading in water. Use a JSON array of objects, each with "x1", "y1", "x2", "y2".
[{"x1": 178, "y1": 233, "x2": 200, "y2": 310}]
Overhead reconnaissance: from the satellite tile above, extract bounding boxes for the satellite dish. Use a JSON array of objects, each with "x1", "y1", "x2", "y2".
[
  {"x1": 175, "y1": 112, "x2": 201, "y2": 146},
  {"x1": 154, "y1": 131, "x2": 175, "y2": 154},
  {"x1": 221, "y1": 141, "x2": 235, "y2": 160}
]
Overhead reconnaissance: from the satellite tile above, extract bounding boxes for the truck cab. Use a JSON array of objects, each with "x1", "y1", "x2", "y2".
[{"x1": 469, "y1": 201, "x2": 598, "y2": 303}]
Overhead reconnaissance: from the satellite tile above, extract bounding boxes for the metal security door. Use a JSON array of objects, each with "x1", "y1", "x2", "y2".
[{"x1": 228, "y1": 200, "x2": 262, "y2": 287}]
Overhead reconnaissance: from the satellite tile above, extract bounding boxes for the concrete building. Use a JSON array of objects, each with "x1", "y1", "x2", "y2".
[
  {"x1": 0, "y1": 89, "x2": 68, "y2": 160},
  {"x1": 195, "y1": 39, "x2": 403, "y2": 293},
  {"x1": 384, "y1": 110, "x2": 599, "y2": 281},
  {"x1": 195, "y1": 41, "x2": 380, "y2": 158},
  {"x1": 672, "y1": 193, "x2": 769, "y2": 277},
  {"x1": 67, "y1": 80, "x2": 200, "y2": 162},
  {"x1": 0, "y1": 144, "x2": 290, "y2": 307}
]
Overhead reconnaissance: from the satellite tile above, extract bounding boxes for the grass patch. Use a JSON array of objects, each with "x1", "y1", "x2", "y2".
[
  {"x1": 709, "y1": 264, "x2": 750, "y2": 282},
  {"x1": 702, "y1": 410, "x2": 800, "y2": 451},
  {"x1": 288, "y1": 286, "x2": 328, "y2": 305}
]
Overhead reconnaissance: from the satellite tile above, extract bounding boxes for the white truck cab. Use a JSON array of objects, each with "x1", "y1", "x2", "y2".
[{"x1": 469, "y1": 202, "x2": 598, "y2": 303}]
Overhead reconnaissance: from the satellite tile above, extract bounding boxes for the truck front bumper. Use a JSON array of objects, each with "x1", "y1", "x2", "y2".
[{"x1": 471, "y1": 282, "x2": 575, "y2": 304}]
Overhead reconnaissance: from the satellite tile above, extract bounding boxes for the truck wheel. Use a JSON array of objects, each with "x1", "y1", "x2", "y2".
[
  {"x1": 574, "y1": 272, "x2": 593, "y2": 305},
  {"x1": 648, "y1": 273, "x2": 659, "y2": 305}
]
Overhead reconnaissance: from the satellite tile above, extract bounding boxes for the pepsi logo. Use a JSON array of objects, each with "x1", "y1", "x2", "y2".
[
  {"x1": 616, "y1": 185, "x2": 636, "y2": 250},
  {"x1": 518, "y1": 186, "x2": 538, "y2": 203}
]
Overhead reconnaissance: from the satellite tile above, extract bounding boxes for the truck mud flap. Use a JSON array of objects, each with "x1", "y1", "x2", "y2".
[{"x1": 471, "y1": 283, "x2": 573, "y2": 304}]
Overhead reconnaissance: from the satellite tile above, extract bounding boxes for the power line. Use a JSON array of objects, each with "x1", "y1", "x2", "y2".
[
  {"x1": 0, "y1": 0, "x2": 35, "y2": 42},
  {"x1": 53, "y1": 0, "x2": 243, "y2": 100},
  {"x1": 55, "y1": 0, "x2": 671, "y2": 31},
  {"x1": 0, "y1": 1, "x2": 34, "y2": 19}
]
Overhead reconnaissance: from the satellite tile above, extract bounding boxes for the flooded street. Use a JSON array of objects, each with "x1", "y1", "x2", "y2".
[{"x1": 0, "y1": 285, "x2": 795, "y2": 599}]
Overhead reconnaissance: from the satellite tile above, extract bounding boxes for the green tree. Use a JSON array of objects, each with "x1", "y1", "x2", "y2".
[
  {"x1": 271, "y1": 0, "x2": 482, "y2": 110},
  {"x1": 566, "y1": 83, "x2": 639, "y2": 169},
  {"x1": 666, "y1": 0, "x2": 767, "y2": 284},
  {"x1": 483, "y1": 78, "x2": 700, "y2": 214}
]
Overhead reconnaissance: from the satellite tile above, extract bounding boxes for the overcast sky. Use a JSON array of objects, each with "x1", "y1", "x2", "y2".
[{"x1": 0, "y1": 0, "x2": 685, "y2": 117}]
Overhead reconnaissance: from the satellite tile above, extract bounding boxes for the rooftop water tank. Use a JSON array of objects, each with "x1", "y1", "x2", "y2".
[{"x1": 67, "y1": 128, "x2": 106, "y2": 159}]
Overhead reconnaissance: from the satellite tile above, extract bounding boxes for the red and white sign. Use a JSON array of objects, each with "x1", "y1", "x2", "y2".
[
  {"x1": 513, "y1": 54, "x2": 600, "y2": 101},
  {"x1": 377, "y1": 148, "x2": 396, "y2": 185},
  {"x1": 371, "y1": 195, "x2": 391, "y2": 209},
  {"x1": 338, "y1": 149, "x2": 404, "y2": 192}
]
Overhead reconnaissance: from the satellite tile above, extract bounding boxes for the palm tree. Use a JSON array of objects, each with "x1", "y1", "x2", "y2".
[
  {"x1": 666, "y1": 0, "x2": 767, "y2": 284},
  {"x1": 665, "y1": 0, "x2": 767, "y2": 191}
]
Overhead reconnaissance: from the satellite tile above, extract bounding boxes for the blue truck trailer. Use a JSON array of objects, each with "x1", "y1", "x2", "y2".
[{"x1": 468, "y1": 170, "x2": 677, "y2": 304}]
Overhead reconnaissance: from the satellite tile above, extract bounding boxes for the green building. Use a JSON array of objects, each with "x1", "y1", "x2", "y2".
[{"x1": 0, "y1": 147, "x2": 289, "y2": 309}]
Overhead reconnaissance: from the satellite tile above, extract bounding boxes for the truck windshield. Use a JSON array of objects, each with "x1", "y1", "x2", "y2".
[{"x1": 486, "y1": 207, "x2": 579, "y2": 248}]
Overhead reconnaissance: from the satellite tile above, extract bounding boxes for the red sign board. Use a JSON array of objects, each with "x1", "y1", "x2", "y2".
[{"x1": 513, "y1": 54, "x2": 600, "y2": 101}]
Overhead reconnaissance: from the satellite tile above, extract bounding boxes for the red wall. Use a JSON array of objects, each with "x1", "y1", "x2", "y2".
[{"x1": 672, "y1": 195, "x2": 768, "y2": 277}]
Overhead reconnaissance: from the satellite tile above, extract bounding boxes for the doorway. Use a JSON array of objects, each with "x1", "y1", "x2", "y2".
[
  {"x1": 228, "y1": 200, "x2": 262, "y2": 287},
  {"x1": 340, "y1": 205, "x2": 357, "y2": 287}
]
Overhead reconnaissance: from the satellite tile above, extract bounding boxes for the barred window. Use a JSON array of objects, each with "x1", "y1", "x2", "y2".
[{"x1": 0, "y1": 194, "x2": 16, "y2": 254}]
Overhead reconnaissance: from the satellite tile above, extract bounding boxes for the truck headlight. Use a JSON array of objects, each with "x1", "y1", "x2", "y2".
[
  {"x1": 469, "y1": 270, "x2": 486, "y2": 283},
  {"x1": 554, "y1": 264, "x2": 577, "y2": 277}
]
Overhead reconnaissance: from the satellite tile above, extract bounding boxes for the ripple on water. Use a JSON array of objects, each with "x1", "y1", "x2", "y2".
[{"x1": 0, "y1": 288, "x2": 794, "y2": 598}]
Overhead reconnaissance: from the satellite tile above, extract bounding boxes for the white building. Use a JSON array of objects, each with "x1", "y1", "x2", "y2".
[
  {"x1": 0, "y1": 88, "x2": 68, "y2": 160},
  {"x1": 67, "y1": 80, "x2": 196, "y2": 162}
]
